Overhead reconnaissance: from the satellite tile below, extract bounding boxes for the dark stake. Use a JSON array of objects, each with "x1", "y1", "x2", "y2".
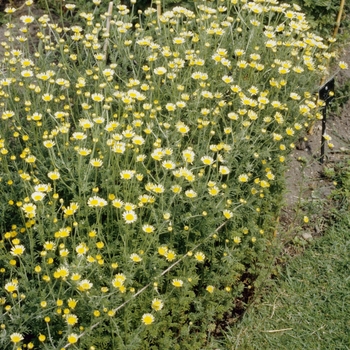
[
  {"x1": 320, "y1": 106, "x2": 327, "y2": 164},
  {"x1": 318, "y1": 78, "x2": 335, "y2": 164}
]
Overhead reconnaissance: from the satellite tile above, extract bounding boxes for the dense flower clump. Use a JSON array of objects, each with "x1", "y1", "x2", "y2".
[{"x1": 0, "y1": 0, "x2": 345, "y2": 348}]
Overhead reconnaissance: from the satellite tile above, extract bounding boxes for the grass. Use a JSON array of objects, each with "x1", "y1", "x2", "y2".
[{"x1": 220, "y1": 161, "x2": 350, "y2": 350}]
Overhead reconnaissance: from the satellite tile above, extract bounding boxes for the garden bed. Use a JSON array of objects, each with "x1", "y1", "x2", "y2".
[{"x1": 0, "y1": 1, "x2": 348, "y2": 349}]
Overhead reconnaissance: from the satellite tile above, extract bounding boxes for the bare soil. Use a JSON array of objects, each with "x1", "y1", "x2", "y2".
[{"x1": 282, "y1": 44, "x2": 350, "y2": 237}]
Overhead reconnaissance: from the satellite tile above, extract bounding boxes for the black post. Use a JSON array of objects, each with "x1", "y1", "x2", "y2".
[
  {"x1": 320, "y1": 106, "x2": 327, "y2": 164},
  {"x1": 318, "y1": 77, "x2": 335, "y2": 164}
]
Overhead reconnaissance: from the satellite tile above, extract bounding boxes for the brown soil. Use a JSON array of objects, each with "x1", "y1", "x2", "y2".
[{"x1": 282, "y1": 44, "x2": 350, "y2": 237}]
